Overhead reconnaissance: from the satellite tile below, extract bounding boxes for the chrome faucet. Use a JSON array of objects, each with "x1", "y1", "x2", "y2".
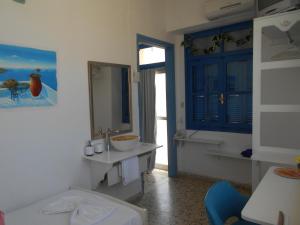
[{"x1": 104, "y1": 128, "x2": 119, "y2": 151}]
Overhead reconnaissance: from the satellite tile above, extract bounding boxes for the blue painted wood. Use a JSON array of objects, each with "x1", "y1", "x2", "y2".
[
  {"x1": 186, "y1": 49, "x2": 253, "y2": 62},
  {"x1": 185, "y1": 22, "x2": 253, "y2": 134},
  {"x1": 165, "y1": 44, "x2": 177, "y2": 177},
  {"x1": 137, "y1": 34, "x2": 173, "y2": 48},
  {"x1": 137, "y1": 34, "x2": 177, "y2": 177},
  {"x1": 139, "y1": 62, "x2": 165, "y2": 70},
  {"x1": 138, "y1": 44, "x2": 153, "y2": 49},
  {"x1": 224, "y1": 54, "x2": 252, "y2": 130}
]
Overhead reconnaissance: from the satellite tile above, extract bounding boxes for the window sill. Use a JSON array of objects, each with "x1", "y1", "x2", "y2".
[
  {"x1": 186, "y1": 125, "x2": 252, "y2": 134},
  {"x1": 174, "y1": 137, "x2": 224, "y2": 145}
]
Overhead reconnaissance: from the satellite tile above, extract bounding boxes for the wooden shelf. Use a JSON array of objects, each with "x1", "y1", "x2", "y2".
[
  {"x1": 174, "y1": 137, "x2": 224, "y2": 145},
  {"x1": 205, "y1": 151, "x2": 252, "y2": 161}
]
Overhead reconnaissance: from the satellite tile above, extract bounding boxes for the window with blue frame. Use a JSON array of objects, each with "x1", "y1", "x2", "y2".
[{"x1": 184, "y1": 22, "x2": 253, "y2": 133}]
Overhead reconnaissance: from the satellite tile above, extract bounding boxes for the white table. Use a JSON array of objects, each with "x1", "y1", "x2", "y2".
[{"x1": 242, "y1": 166, "x2": 300, "y2": 225}]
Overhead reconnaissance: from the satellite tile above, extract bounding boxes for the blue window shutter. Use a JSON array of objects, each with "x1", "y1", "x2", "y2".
[
  {"x1": 226, "y1": 93, "x2": 253, "y2": 126},
  {"x1": 190, "y1": 64, "x2": 206, "y2": 122},
  {"x1": 208, "y1": 94, "x2": 219, "y2": 121},
  {"x1": 193, "y1": 95, "x2": 205, "y2": 121},
  {"x1": 227, "y1": 94, "x2": 243, "y2": 123}
]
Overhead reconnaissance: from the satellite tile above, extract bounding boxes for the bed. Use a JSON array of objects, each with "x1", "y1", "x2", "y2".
[{"x1": 6, "y1": 188, "x2": 147, "y2": 225}]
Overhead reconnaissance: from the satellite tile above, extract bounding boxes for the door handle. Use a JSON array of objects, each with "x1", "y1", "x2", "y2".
[{"x1": 219, "y1": 93, "x2": 225, "y2": 105}]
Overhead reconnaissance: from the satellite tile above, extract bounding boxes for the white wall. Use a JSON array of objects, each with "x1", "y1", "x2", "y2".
[
  {"x1": 166, "y1": 0, "x2": 255, "y2": 33},
  {"x1": 0, "y1": 0, "x2": 174, "y2": 212},
  {"x1": 166, "y1": 0, "x2": 209, "y2": 32},
  {"x1": 177, "y1": 131, "x2": 252, "y2": 184}
]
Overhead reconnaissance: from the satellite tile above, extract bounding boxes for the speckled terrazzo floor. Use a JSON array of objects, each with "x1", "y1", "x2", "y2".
[{"x1": 131, "y1": 169, "x2": 251, "y2": 225}]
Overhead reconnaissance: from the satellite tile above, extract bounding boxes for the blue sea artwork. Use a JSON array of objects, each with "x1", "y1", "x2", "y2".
[{"x1": 0, "y1": 44, "x2": 57, "y2": 108}]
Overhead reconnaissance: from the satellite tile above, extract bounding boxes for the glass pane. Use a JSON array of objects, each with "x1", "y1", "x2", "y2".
[
  {"x1": 227, "y1": 60, "x2": 251, "y2": 92},
  {"x1": 208, "y1": 94, "x2": 219, "y2": 121},
  {"x1": 193, "y1": 95, "x2": 205, "y2": 121},
  {"x1": 155, "y1": 119, "x2": 168, "y2": 165},
  {"x1": 139, "y1": 47, "x2": 165, "y2": 65},
  {"x1": 155, "y1": 72, "x2": 167, "y2": 118},
  {"x1": 205, "y1": 63, "x2": 219, "y2": 92},
  {"x1": 261, "y1": 67, "x2": 300, "y2": 105},
  {"x1": 224, "y1": 28, "x2": 253, "y2": 52},
  {"x1": 192, "y1": 35, "x2": 221, "y2": 56},
  {"x1": 261, "y1": 21, "x2": 300, "y2": 62},
  {"x1": 227, "y1": 94, "x2": 252, "y2": 124}
]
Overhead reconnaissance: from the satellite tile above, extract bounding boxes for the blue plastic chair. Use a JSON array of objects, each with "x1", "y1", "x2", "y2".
[{"x1": 204, "y1": 181, "x2": 258, "y2": 225}]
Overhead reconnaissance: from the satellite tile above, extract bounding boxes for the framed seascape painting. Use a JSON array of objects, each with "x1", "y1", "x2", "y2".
[{"x1": 0, "y1": 44, "x2": 57, "y2": 108}]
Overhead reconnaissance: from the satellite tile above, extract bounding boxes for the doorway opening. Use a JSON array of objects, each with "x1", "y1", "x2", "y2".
[
  {"x1": 155, "y1": 70, "x2": 168, "y2": 170},
  {"x1": 138, "y1": 45, "x2": 168, "y2": 170},
  {"x1": 137, "y1": 34, "x2": 177, "y2": 176}
]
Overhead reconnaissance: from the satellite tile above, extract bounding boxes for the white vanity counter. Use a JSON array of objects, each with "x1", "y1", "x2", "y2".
[
  {"x1": 83, "y1": 143, "x2": 161, "y2": 165},
  {"x1": 83, "y1": 143, "x2": 161, "y2": 200}
]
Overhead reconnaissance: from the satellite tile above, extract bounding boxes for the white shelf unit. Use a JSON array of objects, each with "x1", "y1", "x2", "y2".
[
  {"x1": 252, "y1": 10, "x2": 300, "y2": 189},
  {"x1": 174, "y1": 136, "x2": 252, "y2": 161},
  {"x1": 174, "y1": 137, "x2": 224, "y2": 145}
]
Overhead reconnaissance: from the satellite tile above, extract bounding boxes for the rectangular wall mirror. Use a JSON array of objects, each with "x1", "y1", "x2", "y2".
[{"x1": 88, "y1": 61, "x2": 132, "y2": 139}]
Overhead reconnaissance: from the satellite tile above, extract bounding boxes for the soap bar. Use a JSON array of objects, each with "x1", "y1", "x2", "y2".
[{"x1": 0, "y1": 210, "x2": 5, "y2": 225}]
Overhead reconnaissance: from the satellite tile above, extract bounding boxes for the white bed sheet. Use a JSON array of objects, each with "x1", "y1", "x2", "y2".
[{"x1": 6, "y1": 190, "x2": 142, "y2": 225}]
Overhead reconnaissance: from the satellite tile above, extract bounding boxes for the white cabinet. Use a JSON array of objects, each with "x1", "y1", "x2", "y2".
[{"x1": 252, "y1": 10, "x2": 300, "y2": 189}]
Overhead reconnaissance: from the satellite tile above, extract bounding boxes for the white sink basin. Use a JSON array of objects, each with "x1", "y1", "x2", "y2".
[{"x1": 111, "y1": 135, "x2": 140, "y2": 151}]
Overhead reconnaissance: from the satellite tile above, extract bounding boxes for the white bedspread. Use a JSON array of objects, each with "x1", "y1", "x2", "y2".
[{"x1": 6, "y1": 190, "x2": 142, "y2": 225}]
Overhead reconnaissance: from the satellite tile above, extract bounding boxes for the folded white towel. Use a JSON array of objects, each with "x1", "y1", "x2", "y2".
[
  {"x1": 70, "y1": 204, "x2": 115, "y2": 225},
  {"x1": 121, "y1": 156, "x2": 140, "y2": 186},
  {"x1": 41, "y1": 196, "x2": 83, "y2": 215}
]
